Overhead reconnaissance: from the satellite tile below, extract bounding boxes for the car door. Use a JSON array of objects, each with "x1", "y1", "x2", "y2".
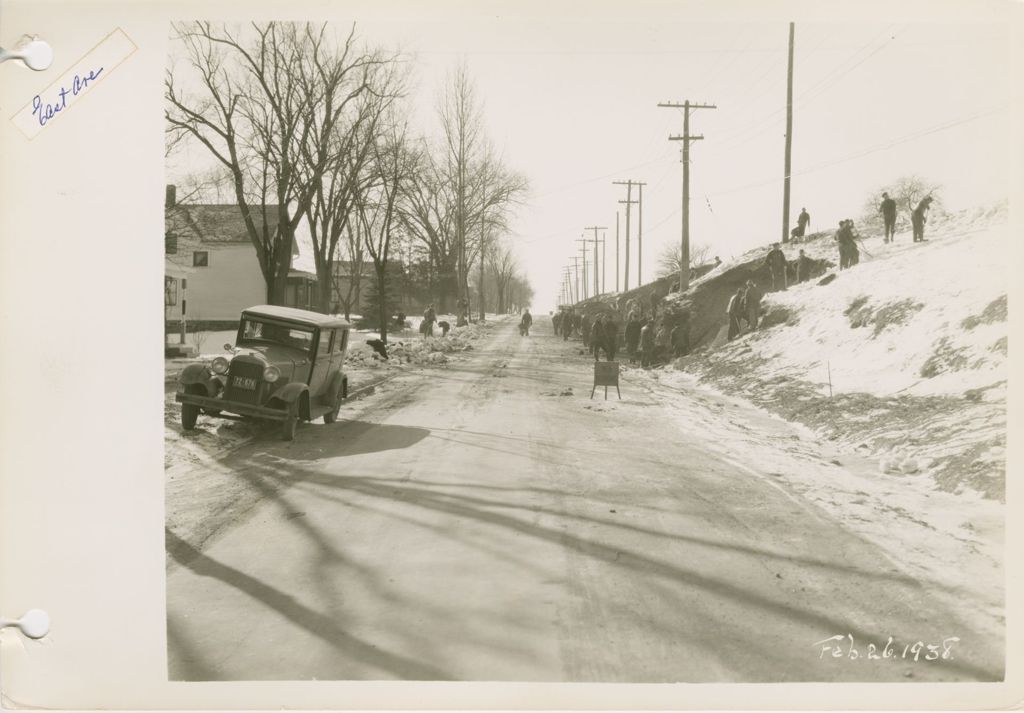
[{"x1": 307, "y1": 328, "x2": 334, "y2": 398}]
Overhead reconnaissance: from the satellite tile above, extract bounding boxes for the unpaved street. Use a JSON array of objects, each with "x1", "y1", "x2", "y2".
[{"x1": 166, "y1": 318, "x2": 1003, "y2": 682}]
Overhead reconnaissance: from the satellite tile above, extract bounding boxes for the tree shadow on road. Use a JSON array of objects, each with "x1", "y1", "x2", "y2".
[
  {"x1": 165, "y1": 528, "x2": 452, "y2": 681},
  {"x1": 228, "y1": 459, "x2": 1003, "y2": 682}
]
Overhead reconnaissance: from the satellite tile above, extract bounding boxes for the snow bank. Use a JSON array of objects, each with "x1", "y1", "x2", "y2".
[
  {"x1": 347, "y1": 320, "x2": 494, "y2": 368},
  {"x1": 671, "y1": 204, "x2": 1008, "y2": 500}
]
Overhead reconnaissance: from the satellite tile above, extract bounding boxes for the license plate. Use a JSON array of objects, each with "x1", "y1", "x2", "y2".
[{"x1": 232, "y1": 376, "x2": 258, "y2": 390}]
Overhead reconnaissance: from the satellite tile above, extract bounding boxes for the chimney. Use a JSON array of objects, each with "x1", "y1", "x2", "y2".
[{"x1": 165, "y1": 184, "x2": 176, "y2": 208}]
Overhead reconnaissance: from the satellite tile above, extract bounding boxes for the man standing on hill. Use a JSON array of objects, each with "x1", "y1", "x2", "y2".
[
  {"x1": 624, "y1": 312, "x2": 642, "y2": 364},
  {"x1": 744, "y1": 279, "x2": 763, "y2": 329},
  {"x1": 795, "y1": 207, "x2": 811, "y2": 239},
  {"x1": 912, "y1": 195, "x2": 934, "y2": 242},
  {"x1": 670, "y1": 315, "x2": 690, "y2": 358},
  {"x1": 727, "y1": 287, "x2": 746, "y2": 340},
  {"x1": 796, "y1": 249, "x2": 813, "y2": 283},
  {"x1": 880, "y1": 192, "x2": 898, "y2": 242},
  {"x1": 765, "y1": 243, "x2": 788, "y2": 291},
  {"x1": 836, "y1": 221, "x2": 852, "y2": 269},
  {"x1": 639, "y1": 319, "x2": 656, "y2": 368}
]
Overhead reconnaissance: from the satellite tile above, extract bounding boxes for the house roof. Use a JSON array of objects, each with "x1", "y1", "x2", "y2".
[
  {"x1": 242, "y1": 305, "x2": 351, "y2": 328},
  {"x1": 168, "y1": 204, "x2": 284, "y2": 244}
]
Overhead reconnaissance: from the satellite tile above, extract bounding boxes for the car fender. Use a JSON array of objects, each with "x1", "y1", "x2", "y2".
[
  {"x1": 178, "y1": 363, "x2": 223, "y2": 396},
  {"x1": 271, "y1": 381, "x2": 308, "y2": 406}
]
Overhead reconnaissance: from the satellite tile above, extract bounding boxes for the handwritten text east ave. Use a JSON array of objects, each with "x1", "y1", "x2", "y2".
[{"x1": 31, "y1": 68, "x2": 105, "y2": 127}]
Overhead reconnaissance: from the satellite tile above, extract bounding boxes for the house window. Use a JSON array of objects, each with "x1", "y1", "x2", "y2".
[
  {"x1": 193, "y1": 251, "x2": 209, "y2": 267},
  {"x1": 165, "y1": 233, "x2": 178, "y2": 255}
]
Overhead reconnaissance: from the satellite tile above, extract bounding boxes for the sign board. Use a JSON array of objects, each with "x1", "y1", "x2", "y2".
[{"x1": 592, "y1": 361, "x2": 621, "y2": 400}]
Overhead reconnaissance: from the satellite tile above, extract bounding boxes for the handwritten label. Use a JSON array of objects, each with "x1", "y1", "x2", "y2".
[
  {"x1": 11, "y1": 28, "x2": 136, "y2": 139},
  {"x1": 814, "y1": 634, "x2": 960, "y2": 662}
]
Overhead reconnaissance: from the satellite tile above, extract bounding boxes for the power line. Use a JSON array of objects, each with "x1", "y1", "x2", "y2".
[
  {"x1": 706, "y1": 104, "x2": 1008, "y2": 198},
  {"x1": 713, "y1": 25, "x2": 902, "y2": 155}
]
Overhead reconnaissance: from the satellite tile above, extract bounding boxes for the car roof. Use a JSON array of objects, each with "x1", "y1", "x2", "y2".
[{"x1": 241, "y1": 305, "x2": 351, "y2": 328}]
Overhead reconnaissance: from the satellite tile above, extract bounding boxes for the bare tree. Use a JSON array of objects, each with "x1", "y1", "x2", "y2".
[
  {"x1": 171, "y1": 167, "x2": 234, "y2": 204},
  {"x1": 398, "y1": 141, "x2": 460, "y2": 311},
  {"x1": 437, "y1": 62, "x2": 485, "y2": 312},
  {"x1": 330, "y1": 229, "x2": 365, "y2": 320},
  {"x1": 468, "y1": 145, "x2": 528, "y2": 320},
  {"x1": 487, "y1": 241, "x2": 518, "y2": 314},
  {"x1": 862, "y1": 175, "x2": 943, "y2": 232},
  {"x1": 657, "y1": 242, "x2": 711, "y2": 279},
  {"x1": 166, "y1": 21, "x2": 389, "y2": 305},
  {"x1": 303, "y1": 52, "x2": 406, "y2": 313},
  {"x1": 358, "y1": 117, "x2": 418, "y2": 343}
]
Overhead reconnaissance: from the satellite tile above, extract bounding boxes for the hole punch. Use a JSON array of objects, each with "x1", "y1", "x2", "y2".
[
  {"x1": 0, "y1": 37, "x2": 53, "y2": 71},
  {"x1": 0, "y1": 609, "x2": 50, "y2": 639}
]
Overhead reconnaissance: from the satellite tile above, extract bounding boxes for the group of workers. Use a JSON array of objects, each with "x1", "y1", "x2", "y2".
[{"x1": 552, "y1": 307, "x2": 690, "y2": 369}]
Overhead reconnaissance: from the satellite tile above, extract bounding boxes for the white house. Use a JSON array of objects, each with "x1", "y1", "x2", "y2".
[{"x1": 164, "y1": 185, "x2": 320, "y2": 327}]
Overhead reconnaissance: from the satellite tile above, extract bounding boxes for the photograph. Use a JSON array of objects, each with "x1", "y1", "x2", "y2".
[{"x1": 160, "y1": 11, "x2": 1010, "y2": 685}]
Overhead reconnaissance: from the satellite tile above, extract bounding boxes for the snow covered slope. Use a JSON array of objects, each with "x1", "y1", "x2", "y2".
[{"x1": 672, "y1": 204, "x2": 1008, "y2": 500}]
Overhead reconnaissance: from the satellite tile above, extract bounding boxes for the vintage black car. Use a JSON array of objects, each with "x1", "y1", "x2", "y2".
[{"x1": 176, "y1": 305, "x2": 351, "y2": 440}]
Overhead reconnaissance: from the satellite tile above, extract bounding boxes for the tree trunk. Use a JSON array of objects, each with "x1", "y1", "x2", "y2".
[
  {"x1": 376, "y1": 266, "x2": 389, "y2": 343},
  {"x1": 266, "y1": 277, "x2": 288, "y2": 306},
  {"x1": 317, "y1": 264, "x2": 333, "y2": 314}
]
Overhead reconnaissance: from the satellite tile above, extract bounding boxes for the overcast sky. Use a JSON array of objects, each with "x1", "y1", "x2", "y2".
[{"x1": 169, "y1": 5, "x2": 1016, "y2": 312}]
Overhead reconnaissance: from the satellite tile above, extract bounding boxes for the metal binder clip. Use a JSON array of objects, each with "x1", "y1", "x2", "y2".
[
  {"x1": 0, "y1": 37, "x2": 53, "y2": 71},
  {"x1": 0, "y1": 609, "x2": 50, "y2": 639}
]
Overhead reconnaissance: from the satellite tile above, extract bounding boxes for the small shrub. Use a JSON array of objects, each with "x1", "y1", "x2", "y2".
[
  {"x1": 961, "y1": 295, "x2": 1007, "y2": 330},
  {"x1": 760, "y1": 305, "x2": 796, "y2": 329},
  {"x1": 870, "y1": 299, "x2": 924, "y2": 336},
  {"x1": 920, "y1": 337, "x2": 971, "y2": 378},
  {"x1": 845, "y1": 296, "x2": 872, "y2": 329}
]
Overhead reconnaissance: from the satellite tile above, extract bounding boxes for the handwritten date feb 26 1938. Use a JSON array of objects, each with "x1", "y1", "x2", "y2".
[{"x1": 815, "y1": 634, "x2": 960, "y2": 662}]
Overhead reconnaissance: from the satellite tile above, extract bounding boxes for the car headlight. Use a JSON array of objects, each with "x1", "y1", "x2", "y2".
[
  {"x1": 263, "y1": 366, "x2": 281, "y2": 383},
  {"x1": 211, "y1": 357, "x2": 229, "y2": 375}
]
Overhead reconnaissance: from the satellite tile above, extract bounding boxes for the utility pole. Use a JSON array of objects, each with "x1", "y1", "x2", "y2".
[
  {"x1": 601, "y1": 231, "x2": 606, "y2": 294},
  {"x1": 584, "y1": 226, "x2": 607, "y2": 297},
  {"x1": 571, "y1": 257, "x2": 581, "y2": 305},
  {"x1": 658, "y1": 99, "x2": 717, "y2": 292},
  {"x1": 782, "y1": 21, "x2": 795, "y2": 243},
  {"x1": 577, "y1": 239, "x2": 590, "y2": 301},
  {"x1": 613, "y1": 180, "x2": 643, "y2": 291},
  {"x1": 615, "y1": 211, "x2": 620, "y2": 292},
  {"x1": 638, "y1": 184, "x2": 644, "y2": 286}
]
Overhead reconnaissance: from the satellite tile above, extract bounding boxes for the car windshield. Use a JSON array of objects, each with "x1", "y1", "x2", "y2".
[{"x1": 238, "y1": 318, "x2": 315, "y2": 353}]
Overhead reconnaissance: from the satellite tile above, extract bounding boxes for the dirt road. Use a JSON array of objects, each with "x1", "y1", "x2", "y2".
[{"x1": 165, "y1": 317, "x2": 1003, "y2": 682}]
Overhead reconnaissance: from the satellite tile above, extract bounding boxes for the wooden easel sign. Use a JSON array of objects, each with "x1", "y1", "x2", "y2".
[{"x1": 591, "y1": 361, "x2": 621, "y2": 400}]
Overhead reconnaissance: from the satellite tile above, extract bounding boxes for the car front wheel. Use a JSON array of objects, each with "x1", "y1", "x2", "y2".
[
  {"x1": 181, "y1": 385, "x2": 202, "y2": 430},
  {"x1": 323, "y1": 382, "x2": 344, "y2": 424},
  {"x1": 282, "y1": 401, "x2": 299, "y2": 441},
  {"x1": 181, "y1": 402, "x2": 199, "y2": 430}
]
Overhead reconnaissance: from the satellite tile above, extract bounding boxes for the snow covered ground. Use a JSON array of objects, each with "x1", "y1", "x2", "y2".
[
  {"x1": 621, "y1": 364, "x2": 1004, "y2": 645},
  {"x1": 666, "y1": 204, "x2": 1008, "y2": 501}
]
